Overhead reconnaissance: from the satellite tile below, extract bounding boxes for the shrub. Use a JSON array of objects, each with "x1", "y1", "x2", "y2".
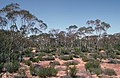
[
  {"x1": 69, "y1": 66, "x2": 77, "y2": 77},
  {"x1": 17, "y1": 69, "x2": 27, "y2": 78},
  {"x1": 4, "y1": 61, "x2": 20, "y2": 73},
  {"x1": 60, "y1": 55, "x2": 73, "y2": 60},
  {"x1": 0, "y1": 63, "x2": 3, "y2": 73},
  {"x1": 36, "y1": 67, "x2": 58, "y2": 77},
  {"x1": 37, "y1": 56, "x2": 44, "y2": 61},
  {"x1": 43, "y1": 56, "x2": 55, "y2": 61},
  {"x1": 14, "y1": 75, "x2": 27, "y2": 78},
  {"x1": 116, "y1": 51, "x2": 120, "y2": 55},
  {"x1": 61, "y1": 76, "x2": 71, "y2": 78},
  {"x1": 79, "y1": 52, "x2": 85, "y2": 57},
  {"x1": 22, "y1": 48, "x2": 35, "y2": 57},
  {"x1": 23, "y1": 60, "x2": 31, "y2": 66},
  {"x1": 50, "y1": 61, "x2": 60, "y2": 66},
  {"x1": 30, "y1": 57, "x2": 39, "y2": 62},
  {"x1": 89, "y1": 68, "x2": 102, "y2": 75},
  {"x1": 85, "y1": 60, "x2": 100, "y2": 69},
  {"x1": 63, "y1": 60, "x2": 79, "y2": 66},
  {"x1": 61, "y1": 49, "x2": 69, "y2": 54},
  {"x1": 108, "y1": 59, "x2": 120, "y2": 64},
  {"x1": 103, "y1": 68, "x2": 117, "y2": 76},
  {"x1": 38, "y1": 52, "x2": 46, "y2": 56},
  {"x1": 82, "y1": 56, "x2": 90, "y2": 62},
  {"x1": 82, "y1": 56, "x2": 88, "y2": 62},
  {"x1": 46, "y1": 67, "x2": 58, "y2": 77},
  {"x1": 30, "y1": 64, "x2": 36, "y2": 76},
  {"x1": 89, "y1": 53, "x2": 99, "y2": 59},
  {"x1": 85, "y1": 60, "x2": 102, "y2": 75}
]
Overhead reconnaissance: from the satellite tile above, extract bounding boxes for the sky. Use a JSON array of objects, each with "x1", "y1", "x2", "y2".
[{"x1": 0, "y1": 0, "x2": 120, "y2": 34}]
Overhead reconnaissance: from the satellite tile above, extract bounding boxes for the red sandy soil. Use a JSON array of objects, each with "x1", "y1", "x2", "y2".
[
  {"x1": 2, "y1": 57, "x2": 120, "y2": 78},
  {"x1": 101, "y1": 63, "x2": 120, "y2": 76}
]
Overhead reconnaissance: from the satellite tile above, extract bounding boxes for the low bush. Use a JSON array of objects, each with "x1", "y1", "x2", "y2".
[
  {"x1": 4, "y1": 61, "x2": 20, "y2": 73},
  {"x1": 30, "y1": 64, "x2": 36, "y2": 76},
  {"x1": 0, "y1": 63, "x2": 3, "y2": 73},
  {"x1": 82, "y1": 56, "x2": 90, "y2": 62},
  {"x1": 38, "y1": 52, "x2": 46, "y2": 56},
  {"x1": 60, "y1": 55, "x2": 73, "y2": 60},
  {"x1": 14, "y1": 75, "x2": 27, "y2": 78},
  {"x1": 69, "y1": 66, "x2": 77, "y2": 78},
  {"x1": 37, "y1": 56, "x2": 44, "y2": 61},
  {"x1": 30, "y1": 64, "x2": 58, "y2": 77},
  {"x1": 116, "y1": 51, "x2": 120, "y2": 55},
  {"x1": 85, "y1": 60, "x2": 102, "y2": 75},
  {"x1": 17, "y1": 69, "x2": 27, "y2": 78},
  {"x1": 103, "y1": 68, "x2": 117, "y2": 76},
  {"x1": 30, "y1": 57, "x2": 39, "y2": 62},
  {"x1": 50, "y1": 61, "x2": 60, "y2": 66},
  {"x1": 43, "y1": 56, "x2": 55, "y2": 61},
  {"x1": 89, "y1": 68, "x2": 102, "y2": 75},
  {"x1": 89, "y1": 53, "x2": 99, "y2": 59},
  {"x1": 108, "y1": 59, "x2": 120, "y2": 64},
  {"x1": 60, "y1": 49, "x2": 69, "y2": 55},
  {"x1": 23, "y1": 60, "x2": 31, "y2": 66},
  {"x1": 36, "y1": 67, "x2": 58, "y2": 77},
  {"x1": 63, "y1": 60, "x2": 79, "y2": 66}
]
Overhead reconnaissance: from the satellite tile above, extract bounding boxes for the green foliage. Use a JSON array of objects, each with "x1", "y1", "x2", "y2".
[
  {"x1": 30, "y1": 57, "x2": 39, "y2": 62},
  {"x1": 82, "y1": 56, "x2": 90, "y2": 62},
  {"x1": 4, "y1": 61, "x2": 20, "y2": 73},
  {"x1": 103, "y1": 68, "x2": 117, "y2": 76},
  {"x1": 61, "y1": 49, "x2": 69, "y2": 54},
  {"x1": 22, "y1": 48, "x2": 35, "y2": 57},
  {"x1": 85, "y1": 60, "x2": 102, "y2": 75},
  {"x1": 60, "y1": 55, "x2": 73, "y2": 60},
  {"x1": 36, "y1": 67, "x2": 58, "y2": 77},
  {"x1": 38, "y1": 52, "x2": 46, "y2": 56},
  {"x1": 114, "y1": 44, "x2": 120, "y2": 51},
  {"x1": 23, "y1": 60, "x2": 32, "y2": 66},
  {"x1": 14, "y1": 75, "x2": 27, "y2": 78},
  {"x1": 89, "y1": 53, "x2": 99, "y2": 59},
  {"x1": 0, "y1": 63, "x2": 3, "y2": 73},
  {"x1": 63, "y1": 60, "x2": 79, "y2": 66},
  {"x1": 30, "y1": 64, "x2": 58, "y2": 77},
  {"x1": 108, "y1": 59, "x2": 120, "y2": 64},
  {"x1": 69, "y1": 66, "x2": 77, "y2": 77},
  {"x1": 14, "y1": 69, "x2": 27, "y2": 78},
  {"x1": 50, "y1": 61, "x2": 60, "y2": 66},
  {"x1": 85, "y1": 60, "x2": 100, "y2": 69},
  {"x1": 30, "y1": 64, "x2": 36, "y2": 76},
  {"x1": 37, "y1": 56, "x2": 44, "y2": 61},
  {"x1": 116, "y1": 51, "x2": 120, "y2": 55},
  {"x1": 89, "y1": 68, "x2": 102, "y2": 75},
  {"x1": 43, "y1": 56, "x2": 55, "y2": 61}
]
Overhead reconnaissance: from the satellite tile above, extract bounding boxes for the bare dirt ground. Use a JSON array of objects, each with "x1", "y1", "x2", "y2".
[{"x1": 2, "y1": 57, "x2": 120, "y2": 78}]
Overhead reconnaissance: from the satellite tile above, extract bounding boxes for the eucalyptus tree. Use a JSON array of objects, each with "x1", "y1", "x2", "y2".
[
  {"x1": 49, "y1": 29, "x2": 60, "y2": 49},
  {"x1": 86, "y1": 19, "x2": 111, "y2": 51},
  {"x1": 66, "y1": 25, "x2": 78, "y2": 49},
  {"x1": 0, "y1": 3, "x2": 20, "y2": 30},
  {"x1": 0, "y1": 3, "x2": 47, "y2": 62},
  {"x1": 57, "y1": 31, "x2": 66, "y2": 52},
  {"x1": 0, "y1": 16, "x2": 7, "y2": 29},
  {"x1": 77, "y1": 27, "x2": 87, "y2": 51},
  {"x1": 0, "y1": 3, "x2": 47, "y2": 36}
]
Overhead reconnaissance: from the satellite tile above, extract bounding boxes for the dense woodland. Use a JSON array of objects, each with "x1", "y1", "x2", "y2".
[{"x1": 0, "y1": 3, "x2": 120, "y2": 78}]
